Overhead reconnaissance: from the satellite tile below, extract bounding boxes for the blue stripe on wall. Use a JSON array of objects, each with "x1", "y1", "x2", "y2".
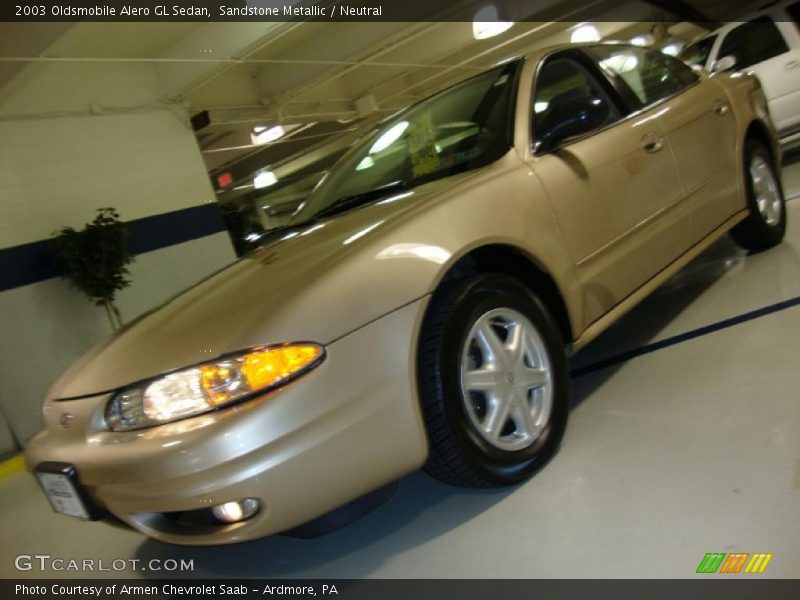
[{"x1": 0, "y1": 203, "x2": 228, "y2": 293}]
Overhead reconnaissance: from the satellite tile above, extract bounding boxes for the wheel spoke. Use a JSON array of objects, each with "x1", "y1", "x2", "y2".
[
  {"x1": 510, "y1": 391, "x2": 538, "y2": 437},
  {"x1": 463, "y1": 368, "x2": 497, "y2": 391},
  {"x1": 476, "y1": 322, "x2": 507, "y2": 365},
  {"x1": 506, "y1": 322, "x2": 524, "y2": 361},
  {"x1": 517, "y1": 366, "x2": 548, "y2": 390},
  {"x1": 484, "y1": 391, "x2": 512, "y2": 441}
]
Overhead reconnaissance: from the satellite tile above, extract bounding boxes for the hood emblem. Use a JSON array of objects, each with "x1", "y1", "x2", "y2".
[{"x1": 59, "y1": 413, "x2": 74, "y2": 429}]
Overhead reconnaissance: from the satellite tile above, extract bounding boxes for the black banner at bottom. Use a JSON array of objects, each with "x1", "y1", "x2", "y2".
[{"x1": 4, "y1": 579, "x2": 800, "y2": 600}]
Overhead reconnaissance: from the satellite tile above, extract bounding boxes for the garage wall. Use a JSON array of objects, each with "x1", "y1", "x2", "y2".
[{"x1": 0, "y1": 61, "x2": 236, "y2": 445}]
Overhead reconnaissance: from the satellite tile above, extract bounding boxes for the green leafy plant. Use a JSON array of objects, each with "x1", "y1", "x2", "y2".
[{"x1": 52, "y1": 208, "x2": 134, "y2": 330}]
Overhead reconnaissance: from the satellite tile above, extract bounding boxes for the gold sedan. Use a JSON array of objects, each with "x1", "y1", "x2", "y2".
[{"x1": 26, "y1": 43, "x2": 786, "y2": 544}]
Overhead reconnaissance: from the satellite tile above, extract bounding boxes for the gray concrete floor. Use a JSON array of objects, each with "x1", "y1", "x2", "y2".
[{"x1": 2, "y1": 161, "x2": 799, "y2": 579}]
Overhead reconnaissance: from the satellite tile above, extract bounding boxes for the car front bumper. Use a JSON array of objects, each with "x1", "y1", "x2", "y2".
[{"x1": 25, "y1": 299, "x2": 430, "y2": 545}]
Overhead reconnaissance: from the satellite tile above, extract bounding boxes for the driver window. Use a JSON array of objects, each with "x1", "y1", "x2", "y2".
[{"x1": 533, "y1": 57, "x2": 620, "y2": 145}]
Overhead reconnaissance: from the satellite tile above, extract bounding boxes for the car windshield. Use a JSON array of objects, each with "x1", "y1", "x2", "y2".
[
  {"x1": 678, "y1": 35, "x2": 717, "y2": 67},
  {"x1": 290, "y1": 60, "x2": 520, "y2": 224}
]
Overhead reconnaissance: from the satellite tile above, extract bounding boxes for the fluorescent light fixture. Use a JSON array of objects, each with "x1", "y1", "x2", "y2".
[
  {"x1": 534, "y1": 101, "x2": 549, "y2": 113},
  {"x1": 571, "y1": 24, "x2": 600, "y2": 43},
  {"x1": 369, "y1": 121, "x2": 409, "y2": 154},
  {"x1": 251, "y1": 125, "x2": 285, "y2": 145},
  {"x1": 473, "y1": 5, "x2": 513, "y2": 40},
  {"x1": 630, "y1": 35, "x2": 649, "y2": 47},
  {"x1": 661, "y1": 43, "x2": 681, "y2": 56},
  {"x1": 253, "y1": 170, "x2": 277, "y2": 189}
]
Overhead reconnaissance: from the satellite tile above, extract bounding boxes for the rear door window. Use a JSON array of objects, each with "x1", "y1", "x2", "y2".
[
  {"x1": 590, "y1": 46, "x2": 695, "y2": 108},
  {"x1": 717, "y1": 16, "x2": 789, "y2": 69}
]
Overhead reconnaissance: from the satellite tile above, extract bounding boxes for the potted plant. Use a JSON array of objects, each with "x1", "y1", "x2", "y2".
[{"x1": 52, "y1": 208, "x2": 134, "y2": 330}]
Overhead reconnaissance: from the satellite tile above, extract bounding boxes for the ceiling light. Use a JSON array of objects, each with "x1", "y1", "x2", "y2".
[
  {"x1": 661, "y1": 43, "x2": 682, "y2": 56},
  {"x1": 571, "y1": 24, "x2": 600, "y2": 43},
  {"x1": 253, "y1": 170, "x2": 277, "y2": 189},
  {"x1": 630, "y1": 35, "x2": 649, "y2": 47},
  {"x1": 251, "y1": 125, "x2": 285, "y2": 145},
  {"x1": 473, "y1": 5, "x2": 513, "y2": 40}
]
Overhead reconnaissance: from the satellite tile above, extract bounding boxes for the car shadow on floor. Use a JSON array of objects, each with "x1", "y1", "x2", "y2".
[
  {"x1": 568, "y1": 234, "x2": 747, "y2": 410},
  {"x1": 134, "y1": 235, "x2": 748, "y2": 578}
]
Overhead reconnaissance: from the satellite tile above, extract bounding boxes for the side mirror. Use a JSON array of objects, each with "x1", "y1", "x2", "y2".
[
  {"x1": 536, "y1": 94, "x2": 611, "y2": 153},
  {"x1": 711, "y1": 55, "x2": 737, "y2": 73}
]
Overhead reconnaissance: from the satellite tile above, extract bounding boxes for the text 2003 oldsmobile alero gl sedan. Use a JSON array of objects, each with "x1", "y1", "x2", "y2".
[{"x1": 26, "y1": 43, "x2": 786, "y2": 544}]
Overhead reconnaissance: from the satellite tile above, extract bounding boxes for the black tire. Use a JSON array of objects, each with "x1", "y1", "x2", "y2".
[
  {"x1": 417, "y1": 273, "x2": 569, "y2": 488},
  {"x1": 730, "y1": 139, "x2": 786, "y2": 252}
]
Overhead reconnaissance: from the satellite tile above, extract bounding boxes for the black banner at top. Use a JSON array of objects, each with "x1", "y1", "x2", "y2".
[{"x1": 0, "y1": 0, "x2": 753, "y2": 23}]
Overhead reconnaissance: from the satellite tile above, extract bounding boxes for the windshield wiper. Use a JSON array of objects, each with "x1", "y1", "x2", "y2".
[{"x1": 311, "y1": 180, "x2": 409, "y2": 220}]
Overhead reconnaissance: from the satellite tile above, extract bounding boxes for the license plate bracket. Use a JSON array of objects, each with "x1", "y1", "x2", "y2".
[{"x1": 35, "y1": 461, "x2": 105, "y2": 520}]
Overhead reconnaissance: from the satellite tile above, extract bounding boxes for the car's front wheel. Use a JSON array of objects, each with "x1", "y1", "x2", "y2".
[
  {"x1": 417, "y1": 273, "x2": 569, "y2": 487},
  {"x1": 730, "y1": 139, "x2": 786, "y2": 252}
]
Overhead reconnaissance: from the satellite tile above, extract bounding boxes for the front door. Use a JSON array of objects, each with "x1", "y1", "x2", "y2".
[{"x1": 526, "y1": 51, "x2": 690, "y2": 326}]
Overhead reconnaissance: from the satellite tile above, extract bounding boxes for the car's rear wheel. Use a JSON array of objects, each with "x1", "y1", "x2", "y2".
[
  {"x1": 730, "y1": 140, "x2": 786, "y2": 252},
  {"x1": 417, "y1": 273, "x2": 569, "y2": 487}
]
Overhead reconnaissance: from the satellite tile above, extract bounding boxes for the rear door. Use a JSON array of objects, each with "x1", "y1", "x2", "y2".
[
  {"x1": 590, "y1": 45, "x2": 740, "y2": 243},
  {"x1": 716, "y1": 15, "x2": 800, "y2": 135},
  {"x1": 525, "y1": 49, "x2": 689, "y2": 325}
]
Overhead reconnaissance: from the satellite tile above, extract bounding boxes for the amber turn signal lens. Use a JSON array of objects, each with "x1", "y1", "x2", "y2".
[{"x1": 240, "y1": 345, "x2": 322, "y2": 390}]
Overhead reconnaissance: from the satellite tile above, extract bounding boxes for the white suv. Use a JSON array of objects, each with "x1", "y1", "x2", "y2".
[{"x1": 680, "y1": 0, "x2": 800, "y2": 146}]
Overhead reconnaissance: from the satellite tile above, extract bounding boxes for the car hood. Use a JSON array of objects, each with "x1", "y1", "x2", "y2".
[{"x1": 48, "y1": 168, "x2": 493, "y2": 400}]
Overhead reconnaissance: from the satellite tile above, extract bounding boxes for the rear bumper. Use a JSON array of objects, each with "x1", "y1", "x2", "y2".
[{"x1": 25, "y1": 299, "x2": 430, "y2": 545}]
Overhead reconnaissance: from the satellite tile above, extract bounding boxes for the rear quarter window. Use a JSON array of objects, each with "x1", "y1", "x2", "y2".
[{"x1": 591, "y1": 46, "x2": 694, "y2": 108}]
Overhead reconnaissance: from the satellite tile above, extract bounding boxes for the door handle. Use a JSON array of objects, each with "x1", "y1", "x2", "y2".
[
  {"x1": 641, "y1": 132, "x2": 663, "y2": 153},
  {"x1": 785, "y1": 60, "x2": 800, "y2": 72},
  {"x1": 713, "y1": 100, "x2": 730, "y2": 116}
]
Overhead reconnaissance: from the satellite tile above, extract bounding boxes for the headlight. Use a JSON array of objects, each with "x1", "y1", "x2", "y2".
[{"x1": 105, "y1": 344, "x2": 324, "y2": 432}]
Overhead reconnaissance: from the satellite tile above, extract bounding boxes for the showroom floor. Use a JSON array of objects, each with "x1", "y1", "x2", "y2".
[{"x1": 1, "y1": 159, "x2": 799, "y2": 579}]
